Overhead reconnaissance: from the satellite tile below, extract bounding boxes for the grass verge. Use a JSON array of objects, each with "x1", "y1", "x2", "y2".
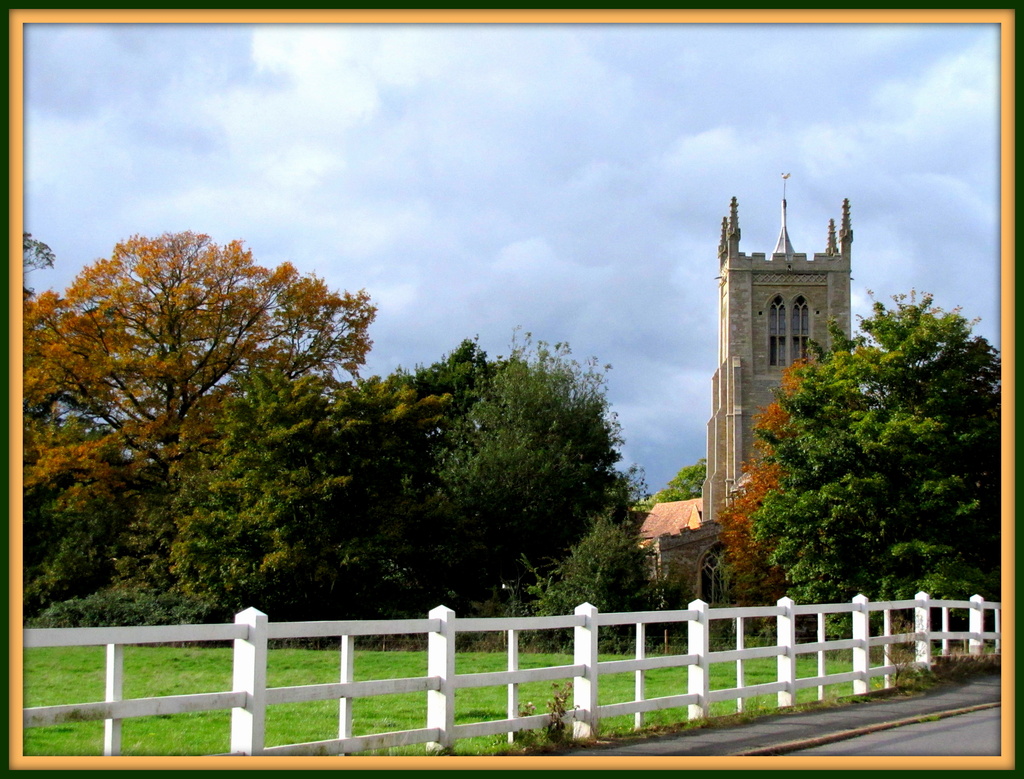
[{"x1": 24, "y1": 645, "x2": 995, "y2": 757}]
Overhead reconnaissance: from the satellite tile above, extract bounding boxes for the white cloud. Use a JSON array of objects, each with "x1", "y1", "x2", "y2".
[
  {"x1": 493, "y1": 237, "x2": 562, "y2": 275},
  {"x1": 662, "y1": 127, "x2": 744, "y2": 170},
  {"x1": 871, "y1": 34, "x2": 999, "y2": 128}
]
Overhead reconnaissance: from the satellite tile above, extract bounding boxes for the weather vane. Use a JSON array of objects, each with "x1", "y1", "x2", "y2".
[{"x1": 781, "y1": 172, "x2": 791, "y2": 200}]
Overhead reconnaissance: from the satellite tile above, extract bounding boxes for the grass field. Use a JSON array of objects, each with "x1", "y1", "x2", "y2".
[{"x1": 23, "y1": 643, "x2": 870, "y2": 756}]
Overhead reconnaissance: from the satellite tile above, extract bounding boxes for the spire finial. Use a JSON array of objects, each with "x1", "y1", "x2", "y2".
[
  {"x1": 773, "y1": 175, "x2": 795, "y2": 258},
  {"x1": 826, "y1": 217, "x2": 838, "y2": 256}
]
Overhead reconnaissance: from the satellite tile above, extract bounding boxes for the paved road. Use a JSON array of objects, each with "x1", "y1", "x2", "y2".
[
  {"x1": 793, "y1": 707, "x2": 1001, "y2": 756},
  {"x1": 554, "y1": 673, "x2": 1003, "y2": 757}
]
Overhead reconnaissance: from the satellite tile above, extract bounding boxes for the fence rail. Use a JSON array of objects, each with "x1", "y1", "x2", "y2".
[{"x1": 21, "y1": 593, "x2": 1000, "y2": 756}]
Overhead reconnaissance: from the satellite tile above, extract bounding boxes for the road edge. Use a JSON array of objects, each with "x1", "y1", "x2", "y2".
[{"x1": 729, "y1": 702, "x2": 1002, "y2": 756}]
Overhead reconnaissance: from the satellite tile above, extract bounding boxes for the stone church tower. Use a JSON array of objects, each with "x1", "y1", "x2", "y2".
[{"x1": 703, "y1": 196, "x2": 853, "y2": 524}]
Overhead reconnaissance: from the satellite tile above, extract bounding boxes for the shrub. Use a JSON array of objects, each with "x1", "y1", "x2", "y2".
[
  {"x1": 527, "y1": 513, "x2": 660, "y2": 617},
  {"x1": 27, "y1": 588, "x2": 223, "y2": 628}
]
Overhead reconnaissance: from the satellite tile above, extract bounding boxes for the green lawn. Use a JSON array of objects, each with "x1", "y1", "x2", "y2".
[{"x1": 22, "y1": 644, "x2": 867, "y2": 756}]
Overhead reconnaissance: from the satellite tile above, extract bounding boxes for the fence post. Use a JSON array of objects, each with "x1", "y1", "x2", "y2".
[
  {"x1": 816, "y1": 612, "x2": 826, "y2": 701},
  {"x1": 507, "y1": 629, "x2": 519, "y2": 744},
  {"x1": 634, "y1": 621, "x2": 646, "y2": 730},
  {"x1": 103, "y1": 643, "x2": 123, "y2": 756},
  {"x1": 573, "y1": 602, "x2": 599, "y2": 739},
  {"x1": 735, "y1": 616, "x2": 745, "y2": 712},
  {"x1": 687, "y1": 599, "x2": 709, "y2": 721},
  {"x1": 882, "y1": 608, "x2": 892, "y2": 689},
  {"x1": 852, "y1": 594, "x2": 870, "y2": 695},
  {"x1": 994, "y1": 606, "x2": 1001, "y2": 654},
  {"x1": 969, "y1": 595, "x2": 985, "y2": 655},
  {"x1": 230, "y1": 607, "x2": 268, "y2": 756},
  {"x1": 914, "y1": 592, "x2": 932, "y2": 670},
  {"x1": 339, "y1": 634, "x2": 354, "y2": 753},
  {"x1": 776, "y1": 597, "x2": 796, "y2": 708},
  {"x1": 942, "y1": 606, "x2": 951, "y2": 656},
  {"x1": 426, "y1": 605, "x2": 455, "y2": 753}
]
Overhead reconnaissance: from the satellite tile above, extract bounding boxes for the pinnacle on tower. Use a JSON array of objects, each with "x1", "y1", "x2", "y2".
[
  {"x1": 839, "y1": 198, "x2": 853, "y2": 255},
  {"x1": 723, "y1": 196, "x2": 741, "y2": 260},
  {"x1": 826, "y1": 218, "x2": 838, "y2": 256}
]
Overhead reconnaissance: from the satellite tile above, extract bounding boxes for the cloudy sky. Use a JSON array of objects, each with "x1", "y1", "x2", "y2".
[{"x1": 21, "y1": 19, "x2": 1003, "y2": 494}]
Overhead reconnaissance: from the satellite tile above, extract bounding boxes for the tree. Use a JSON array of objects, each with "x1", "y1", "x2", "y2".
[
  {"x1": 405, "y1": 337, "x2": 495, "y2": 417},
  {"x1": 527, "y1": 513, "x2": 662, "y2": 617},
  {"x1": 171, "y1": 371, "x2": 451, "y2": 620},
  {"x1": 753, "y1": 293, "x2": 1001, "y2": 602},
  {"x1": 22, "y1": 415, "x2": 137, "y2": 612},
  {"x1": 23, "y1": 233, "x2": 55, "y2": 297},
  {"x1": 23, "y1": 232, "x2": 376, "y2": 601},
  {"x1": 637, "y1": 458, "x2": 706, "y2": 510},
  {"x1": 400, "y1": 337, "x2": 498, "y2": 481},
  {"x1": 25, "y1": 231, "x2": 375, "y2": 477},
  {"x1": 716, "y1": 401, "x2": 790, "y2": 606},
  {"x1": 438, "y1": 336, "x2": 640, "y2": 603}
]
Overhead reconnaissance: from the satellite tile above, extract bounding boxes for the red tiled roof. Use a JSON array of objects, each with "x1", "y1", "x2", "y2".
[{"x1": 639, "y1": 498, "x2": 704, "y2": 539}]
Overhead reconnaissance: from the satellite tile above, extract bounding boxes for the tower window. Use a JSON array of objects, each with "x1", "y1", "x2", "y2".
[
  {"x1": 791, "y1": 296, "x2": 809, "y2": 361},
  {"x1": 769, "y1": 295, "x2": 786, "y2": 366}
]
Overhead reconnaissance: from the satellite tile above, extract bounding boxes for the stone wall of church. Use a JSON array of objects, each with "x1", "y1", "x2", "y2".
[{"x1": 653, "y1": 523, "x2": 722, "y2": 601}]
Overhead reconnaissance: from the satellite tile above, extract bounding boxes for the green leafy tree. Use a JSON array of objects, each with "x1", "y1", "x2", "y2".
[
  {"x1": 405, "y1": 337, "x2": 496, "y2": 417},
  {"x1": 527, "y1": 513, "x2": 661, "y2": 616},
  {"x1": 438, "y1": 336, "x2": 640, "y2": 603},
  {"x1": 754, "y1": 293, "x2": 1001, "y2": 602},
  {"x1": 637, "y1": 458, "x2": 707, "y2": 510},
  {"x1": 171, "y1": 371, "x2": 451, "y2": 620},
  {"x1": 400, "y1": 337, "x2": 498, "y2": 482}
]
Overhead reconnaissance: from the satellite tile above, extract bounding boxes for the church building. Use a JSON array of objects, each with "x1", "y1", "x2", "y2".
[
  {"x1": 640, "y1": 194, "x2": 853, "y2": 601},
  {"x1": 703, "y1": 195, "x2": 853, "y2": 523}
]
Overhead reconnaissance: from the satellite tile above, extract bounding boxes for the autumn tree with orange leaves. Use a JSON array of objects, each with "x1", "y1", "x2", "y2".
[
  {"x1": 716, "y1": 402, "x2": 790, "y2": 606},
  {"x1": 715, "y1": 366, "x2": 804, "y2": 606},
  {"x1": 23, "y1": 232, "x2": 375, "y2": 606}
]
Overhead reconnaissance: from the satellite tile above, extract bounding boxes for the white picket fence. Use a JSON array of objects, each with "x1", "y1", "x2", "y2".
[{"x1": 22, "y1": 593, "x2": 1001, "y2": 756}]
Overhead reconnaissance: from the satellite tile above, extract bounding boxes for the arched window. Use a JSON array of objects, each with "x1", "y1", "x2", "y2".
[
  {"x1": 700, "y1": 547, "x2": 730, "y2": 605},
  {"x1": 791, "y1": 296, "x2": 809, "y2": 361},
  {"x1": 769, "y1": 295, "x2": 786, "y2": 366}
]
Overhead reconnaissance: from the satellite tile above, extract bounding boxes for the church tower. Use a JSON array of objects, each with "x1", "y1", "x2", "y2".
[{"x1": 703, "y1": 195, "x2": 853, "y2": 523}]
